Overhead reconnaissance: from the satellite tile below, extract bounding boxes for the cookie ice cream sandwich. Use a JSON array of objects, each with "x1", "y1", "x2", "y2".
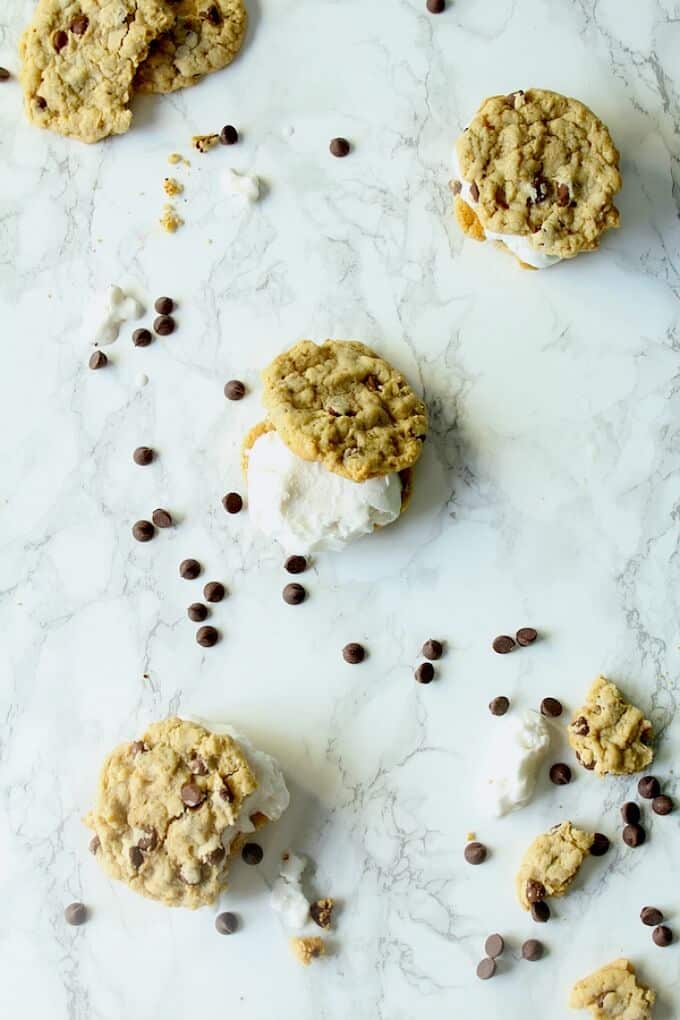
[
  {"x1": 242, "y1": 339, "x2": 427, "y2": 552},
  {"x1": 451, "y1": 88, "x2": 622, "y2": 268}
]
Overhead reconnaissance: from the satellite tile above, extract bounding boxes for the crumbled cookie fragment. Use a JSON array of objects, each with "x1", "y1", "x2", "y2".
[
  {"x1": 290, "y1": 936, "x2": 326, "y2": 966},
  {"x1": 516, "y1": 821, "x2": 594, "y2": 910},
  {"x1": 160, "y1": 204, "x2": 183, "y2": 233},
  {"x1": 310, "y1": 898, "x2": 334, "y2": 930},
  {"x1": 192, "y1": 133, "x2": 219, "y2": 153},
  {"x1": 570, "y1": 958, "x2": 655, "y2": 1018},
  {"x1": 168, "y1": 152, "x2": 190, "y2": 166},
  {"x1": 163, "y1": 177, "x2": 183, "y2": 196},
  {"x1": 568, "y1": 676, "x2": 653, "y2": 776}
]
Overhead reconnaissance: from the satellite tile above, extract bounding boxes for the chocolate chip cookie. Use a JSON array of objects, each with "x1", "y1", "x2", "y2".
[
  {"x1": 570, "y1": 959, "x2": 655, "y2": 1018},
  {"x1": 516, "y1": 821, "x2": 595, "y2": 910},
  {"x1": 568, "y1": 676, "x2": 654, "y2": 776}
]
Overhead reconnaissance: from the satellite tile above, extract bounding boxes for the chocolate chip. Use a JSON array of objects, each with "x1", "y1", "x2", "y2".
[
  {"x1": 132, "y1": 520, "x2": 154, "y2": 542},
  {"x1": 590, "y1": 833, "x2": 610, "y2": 857},
  {"x1": 533, "y1": 174, "x2": 550, "y2": 203},
  {"x1": 89, "y1": 835, "x2": 100, "y2": 854},
  {"x1": 653, "y1": 925, "x2": 673, "y2": 947},
  {"x1": 414, "y1": 661, "x2": 435, "y2": 684},
  {"x1": 0, "y1": 68, "x2": 10, "y2": 81},
  {"x1": 36, "y1": 96, "x2": 47, "y2": 109},
  {"x1": 621, "y1": 802, "x2": 641, "y2": 825},
  {"x1": 203, "y1": 581, "x2": 225, "y2": 603},
  {"x1": 426, "y1": 0, "x2": 446, "y2": 10},
  {"x1": 494, "y1": 186, "x2": 508, "y2": 210},
  {"x1": 152, "y1": 508, "x2": 172, "y2": 528},
  {"x1": 154, "y1": 296, "x2": 174, "y2": 315},
  {"x1": 70, "y1": 14, "x2": 89, "y2": 34},
  {"x1": 641, "y1": 906, "x2": 664, "y2": 927},
  {"x1": 531, "y1": 900, "x2": 550, "y2": 923},
  {"x1": 489, "y1": 696, "x2": 509, "y2": 716},
  {"x1": 222, "y1": 492, "x2": 243, "y2": 514},
  {"x1": 485, "y1": 934, "x2": 504, "y2": 958},
  {"x1": 201, "y1": 4, "x2": 222, "y2": 24},
  {"x1": 132, "y1": 327, "x2": 152, "y2": 347},
  {"x1": 188, "y1": 754, "x2": 208, "y2": 776},
  {"x1": 330, "y1": 137, "x2": 350, "y2": 157},
  {"x1": 464, "y1": 841, "x2": 487, "y2": 865},
  {"x1": 653, "y1": 795, "x2": 673, "y2": 815},
  {"x1": 180, "y1": 558, "x2": 201, "y2": 579},
  {"x1": 241, "y1": 842, "x2": 263, "y2": 865},
  {"x1": 188, "y1": 602, "x2": 207, "y2": 621},
  {"x1": 153, "y1": 314, "x2": 175, "y2": 336},
  {"x1": 572, "y1": 716, "x2": 589, "y2": 736},
  {"x1": 525, "y1": 880, "x2": 546, "y2": 904},
  {"x1": 64, "y1": 902, "x2": 87, "y2": 926},
  {"x1": 557, "y1": 183, "x2": 570, "y2": 207},
  {"x1": 476, "y1": 957, "x2": 496, "y2": 980},
  {"x1": 492, "y1": 635, "x2": 515, "y2": 654},
  {"x1": 53, "y1": 30, "x2": 68, "y2": 52},
  {"x1": 88, "y1": 350, "x2": 107, "y2": 369},
  {"x1": 470, "y1": 182, "x2": 480, "y2": 202},
  {"x1": 310, "y1": 899, "x2": 334, "y2": 929},
  {"x1": 224, "y1": 379, "x2": 246, "y2": 400},
  {"x1": 516, "y1": 627, "x2": 538, "y2": 646},
  {"x1": 220, "y1": 125, "x2": 238, "y2": 145},
  {"x1": 622, "y1": 823, "x2": 646, "y2": 848},
  {"x1": 196, "y1": 625, "x2": 219, "y2": 647},
  {"x1": 549, "y1": 763, "x2": 571, "y2": 786},
  {"x1": 129, "y1": 846, "x2": 144, "y2": 869},
  {"x1": 215, "y1": 911, "x2": 238, "y2": 934},
  {"x1": 207, "y1": 846, "x2": 225, "y2": 865},
  {"x1": 521, "y1": 939, "x2": 544, "y2": 961},
  {"x1": 283, "y1": 583, "x2": 306, "y2": 605},
  {"x1": 422, "y1": 639, "x2": 443, "y2": 661},
  {"x1": 137, "y1": 827, "x2": 158, "y2": 851},
  {"x1": 131, "y1": 740, "x2": 147, "y2": 755},
  {"x1": 285, "y1": 555, "x2": 308, "y2": 574},
  {"x1": 540, "y1": 697, "x2": 562, "y2": 718},
  {"x1": 342, "y1": 642, "x2": 365, "y2": 664},
  {"x1": 181, "y1": 782, "x2": 206, "y2": 808},
  {"x1": 451, "y1": 179, "x2": 462, "y2": 195},
  {"x1": 638, "y1": 776, "x2": 660, "y2": 799},
  {"x1": 133, "y1": 446, "x2": 154, "y2": 465}
]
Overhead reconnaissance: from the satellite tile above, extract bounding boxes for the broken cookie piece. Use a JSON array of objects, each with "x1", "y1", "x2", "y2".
[
  {"x1": 568, "y1": 676, "x2": 653, "y2": 776},
  {"x1": 570, "y1": 958, "x2": 655, "y2": 1018},
  {"x1": 192, "y1": 133, "x2": 219, "y2": 153},
  {"x1": 310, "y1": 898, "x2": 334, "y2": 930},
  {"x1": 290, "y1": 936, "x2": 325, "y2": 966},
  {"x1": 516, "y1": 821, "x2": 594, "y2": 910}
]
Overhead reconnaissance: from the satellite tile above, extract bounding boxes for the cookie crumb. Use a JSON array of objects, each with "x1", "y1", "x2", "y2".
[
  {"x1": 192, "y1": 134, "x2": 219, "y2": 153},
  {"x1": 168, "y1": 153, "x2": 190, "y2": 166},
  {"x1": 160, "y1": 204, "x2": 183, "y2": 233},
  {"x1": 163, "y1": 177, "x2": 183, "y2": 197},
  {"x1": 290, "y1": 936, "x2": 325, "y2": 966},
  {"x1": 310, "y1": 898, "x2": 334, "y2": 930},
  {"x1": 466, "y1": 831, "x2": 476, "y2": 842}
]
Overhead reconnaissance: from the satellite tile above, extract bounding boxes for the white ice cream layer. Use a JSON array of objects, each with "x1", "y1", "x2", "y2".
[
  {"x1": 223, "y1": 168, "x2": 261, "y2": 203},
  {"x1": 246, "y1": 429, "x2": 403, "y2": 553},
  {"x1": 452, "y1": 146, "x2": 561, "y2": 270},
  {"x1": 85, "y1": 285, "x2": 143, "y2": 346},
  {"x1": 483, "y1": 710, "x2": 551, "y2": 816},
  {"x1": 270, "y1": 851, "x2": 310, "y2": 929}
]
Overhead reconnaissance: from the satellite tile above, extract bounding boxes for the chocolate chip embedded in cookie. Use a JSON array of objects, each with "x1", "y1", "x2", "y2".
[
  {"x1": 568, "y1": 676, "x2": 654, "y2": 776},
  {"x1": 569, "y1": 958, "x2": 655, "y2": 1019},
  {"x1": 516, "y1": 821, "x2": 595, "y2": 910}
]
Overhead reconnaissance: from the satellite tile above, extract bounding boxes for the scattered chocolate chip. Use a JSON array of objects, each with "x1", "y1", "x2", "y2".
[
  {"x1": 489, "y1": 696, "x2": 510, "y2": 716},
  {"x1": 464, "y1": 841, "x2": 487, "y2": 865},
  {"x1": 531, "y1": 900, "x2": 550, "y2": 923},
  {"x1": 203, "y1": 581, "x2": 225, "y2": 603},
  {"x1": 152, "y1": 508, "x2": 172, "y2": 528},
  {"x1": 622, "y1": 823, "x2": 646, "y2": 848},
  {"x1": 283, "y1": 583, "x2": 306, "y2": 605},
  {"x1": 641, "y1": 906, "x2": 664, "y2": 927},
  {"x1": 153, "y1": 314, "x2": 175, "y2": 336},
  {"x1": 494, "y1": 185, "x2": 508, "y2": 210},
  {"x1": 154, "y1": 296, "x2": 174, "y2": 315},
  {"x1": 590, "y1": 833, "x2": 610, "y2": 857},
  {"x1": 188, "y1": 755, "x2": 208, "y2": 776},
  {"x1": 219, "y1": 124, "x2": 238, "y2": 145},
  {"x1": 526, "y1": 880, "x2": 546, "y2": 904},
  {"x1": 310, "y1": 899, "x2": 334, "y2": 929},
  {"x1": 180, "y1": 558, "x2": 201, "y2": 579},
  {"x1": 426, "y1": 0, "x2": 446, "y2": 11},
  {"x1": 422, "y1": 639, "x2": 443, "y2": 660},
  {"x1": 492, "y1": 635, "x2": 515, "y2": 654},
  {"x1": 187, "y1": 602, "x2": 207, "y2": 622},
  {"x1": 540, "y1": 697, "x2": 563, "y2": 718},
  {"x1": 64, "y1": 902, "x2": 87, "y2": 926},
  {"x1": 557, "y1": 183, "x2": 570, "y2": 207},
  {"x1": 285, "y1": 555, "x2": 308, "y2": 574},
  {"x1": 132, "y1": 327, "x2": 152, "y2": 347},
  {"x1": 132, "y1": 520, "x2": 154, "y2": 542},
  {"x1": 241, "y1": 842, "x2": 263, "y2": 866},
  {"x1": 415, "y1": 662, "x2": 435, "y2": 684},
  {"x1": 638, "y1": 776, "x2": 660, "y2": 800},
  {"x1": 89, "y1": 835, "x2": 100, "y2": 854},
  {"x1": 137, "y1": 827, "x2": 158, "y2": 851},
  {"x1": 653, "y1": 925, "x2": 673, "y2": 947},
  {"x1": 181, "y1": 782, "x2": 206, "y2": 808},
  {"x1": 522, "y1": 939, "x2": 544, "y2": 961},
  {"x1": 215, "y1": 911, "x2": 238, "y2": 934},
  {"x1": 572, "y1": 716, "x2": 589, "y2": 736},
  {"x1": 621, "y1": 802, "x2": 641, "y2": 825},
  {"x1": 550, "y1": 763, "x2": 571, "y2": 786},
  {"x1": 133, "y1": 446, "x2": 154, "y2": 466},
  {"x1": 129, "y1": 846, "x2": 144, "y2": 869},
  {"x1": 53, "y1": 30, "x2": 68, "y2": 52},
  {"x1": 70, "y1": 14, "x2": 88, "y2": 34},
  {"x1": 88, "y1": 350, "x2": 107, "y2": 370},
  {"x1": 476, "y1": 957, "x2": 496, "y2": 980},
  {"x1": 0, "y1": 68, "x2": 11, "y2": 81},
  {"x1": 224, "y1": 379, "x2": 246, "y2": 400},
  {"x1": 516, "y1": 627, "x2": 538, "y2": 646},
  {"x1": 653, "y1": 795, "x2": 673, "y2": 816},
  {"x1": 485, "y1": 934, "x2": 504, "y2": 958},
  {"x1": 470, "y1": 182, "x2": 480, "y2": 202},
  {"x1": 222, "y1": 492, "x2": 243, "y2": 514},
  {"x1": 196, "y1": 625, "x2": 219, "y2": 647},
  {"x1": 330, "y1": 137, "x2": 350, "y2": 157},
  {"x1": 342, "y1": 642, "x2": 365, "y2": 664}
]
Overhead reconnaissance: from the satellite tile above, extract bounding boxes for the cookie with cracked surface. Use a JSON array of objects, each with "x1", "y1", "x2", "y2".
[
  {"x1": 568, "y1": 676, "x2": 653, "y2": 777},
  {"x1": 134, "y1": 0, "x2": 247, "y2": 94},
  {"x1": 261, "y1": 340, "x2": 428, "y2": 483},
  {"x1": 570, "y1": 959, "x2": 655, "y2": 1019},
  {"x1": 19, "y1": 0, "x2": 173, "y2": 143},
  {"x1": 85, "y1": 717, "x2": 265, "y2": 908},
  {"x1": 452, "y1": 88, "x2": 621, "y2": 264},
  {"x1": 516, "y1": 821, "x2": 595, "y2": 910}
]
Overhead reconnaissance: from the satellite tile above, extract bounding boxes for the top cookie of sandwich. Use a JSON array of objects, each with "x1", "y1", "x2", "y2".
[
  {"x1": 261, "y1": 340, "x2": 428, "y2": 483},
  {"x1": 455, "y1": 88, "x2": 622, "y2": 259},
  {"x1": 134, "y1": 0, "x2": 247, "y2": 94},
  {"x1": 19, "y1": 0, "x2": 173, "y2": 143}
]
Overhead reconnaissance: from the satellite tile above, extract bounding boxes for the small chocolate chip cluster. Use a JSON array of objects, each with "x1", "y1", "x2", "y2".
[
  {"x1": 492, "y1": 627, "x2": 538, "y2": 654},
  {"x1": 179, "y1": 558, "x2": 227, "y2": 647},
  {"x1": 476, "y1": 931, "x2": 544, "y2": 980},
  {"x1": 88, "y1": 295, "x2": 177, "y2": 372},
  {"x1": 620, "y1": 775, "x2": 674, "y2": 848},
  {"x1": 640, "y1": 906, "x2": 673, "y2": 947}
]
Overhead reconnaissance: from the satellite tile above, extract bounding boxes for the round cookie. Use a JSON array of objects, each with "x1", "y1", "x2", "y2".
[
  {"x1": 85, "y1": 718, "x2": 261, "y2": 908},
  {"x1": 261, "y1": 340, "x2": 428, "y2": 483},
  {"x1": 134, "y1": 0, "x2": 247, "y2": 94},
  {"x1": 453, "y1": 88, "x2": 622, "y2": 262}
]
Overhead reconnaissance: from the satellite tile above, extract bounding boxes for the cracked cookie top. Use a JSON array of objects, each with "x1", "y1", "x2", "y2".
[
  {"x1": 568, "y1": 676, "x2": 654, "y2": 776},
  {"x1": 455, "y1": 88, "x2": 621, "y2": 259},
  {"x1": 570, "y1": 958, "x2": 655, "y2": 1019},
  {"x1": 516, "y1": 820, "x2": 594, "y2": 910},
  {"x1": 85, "y1": 717, "x2": 258, "y2": 908},
  {"x1": 261, "y1": 340, "x2": 428, "y2": 483}
]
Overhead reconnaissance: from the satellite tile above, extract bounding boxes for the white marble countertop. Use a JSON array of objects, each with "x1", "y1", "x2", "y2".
[{"x1": 1, "y1": 1, "x2": 680, "y2": 1017}]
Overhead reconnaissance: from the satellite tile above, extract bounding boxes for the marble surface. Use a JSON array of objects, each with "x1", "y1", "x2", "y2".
[{"x1": 1, "y1": 1, "x2": 680, "y2": 1017}]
